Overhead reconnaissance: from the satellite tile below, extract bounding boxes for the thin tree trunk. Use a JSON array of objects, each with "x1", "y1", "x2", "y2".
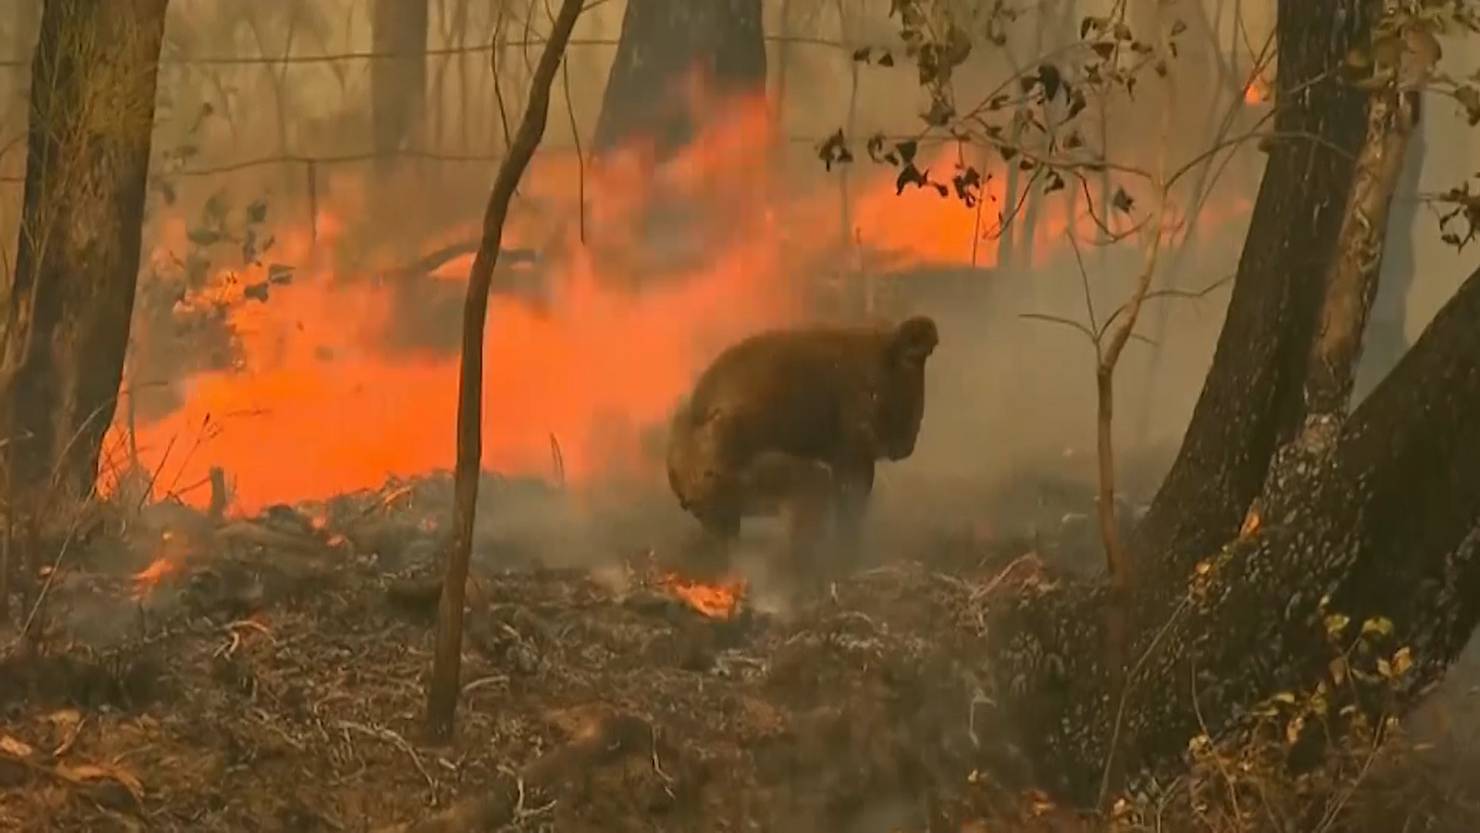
[
  {"x1": 1299, "y1": 84, "x2": 1416, "y2": 422},
  {"x1": 1353, "y1": 105, "x2": 1424, "y2": 401},
  {"x1": 0, "y1": 0, "x2": 171, "y2": 505},
  {"x1": 425, "y1": 0, "x2": 585, "y2": 743}
]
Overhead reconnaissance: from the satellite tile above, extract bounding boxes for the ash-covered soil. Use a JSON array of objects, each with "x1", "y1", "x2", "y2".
[
  {"x1": 1, "y1": 472, "x2": 1477, "y2": 833},
  {"x1": 0, "y1": 474, "x2": 1089, "y2": 833}
]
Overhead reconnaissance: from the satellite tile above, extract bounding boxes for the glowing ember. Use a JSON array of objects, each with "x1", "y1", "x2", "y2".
[
  {"x1": 659, "y1": 571, "x2": 747, "y2": 619},
  {"x1": 132, "y1": 557, "x2": 180, "y2": 597},
  {"x1": 1243, "y1": 74, "x2": 1272, "y2": 104}
]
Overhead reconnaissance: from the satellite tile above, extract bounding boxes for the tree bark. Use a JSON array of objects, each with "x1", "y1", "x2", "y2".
[
  {"x1": 1299, "y1": 82, "x2": 1415, "y2": 422},
  {"x1": 1353, "y1": 106, "x2": 1423, "y2": 401},
  {"x1": 370, "y1": 0, "x2": 429, "y2": 167},
  {"x1": 592, "y1": 0, "x2": 766, "y2": 160},
  {"x1": 1130, "y1": 0, "x2": 1374, "y2": 593},
  {"x1": 0, "y1": 0, "x2": 171, "y2": 504},
  {"x1": 974, "y1": 261, "x2": 1480, "y2": 803}
]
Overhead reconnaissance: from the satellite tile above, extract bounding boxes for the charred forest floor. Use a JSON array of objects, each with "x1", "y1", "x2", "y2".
[{"x1": 1, "y1": 472, "x2": 1478, "y2": 832}]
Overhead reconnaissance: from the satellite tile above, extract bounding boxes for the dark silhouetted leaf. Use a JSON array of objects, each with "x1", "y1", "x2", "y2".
[
  {"x1": 202, "y1": 190, "x2": 227, "y2": 223},
  {"x1": 244, "y1": 282, "x2": 271, "y2": 303},
  {"x1": 1068, "y1": 90, "x2": 1088, "y2": 120},
  {"x1": 1045, "y1": 171, "x2": 1066, "y2": 193},
  {"x1": 853, "y1": 47, "x2": 871, "y2": 62},
  {"x1": 952, "y1": 166, "x2": 983, "y2": 206},
  {"x1": 1080, "y1": 16, "x2": 1103, "y2": 39},
  {"x1": 818, "y1": 129, "x2": 851, "y2": 171},
  {"x1": 866, "y1": 133, "x2": 888, "y2": 163},
  {"x1": 1090, "y1": 42, "x2": 1115, "y2": 61},
  {"x1": 924, "y1": 97, "x2": 955, "y2": 126},
  {"x1": 268, "y1": 263, "x2": 294, "y2": 283},
  {"x1": 1112, "y1": 187, "x2": 1135, "y2": 214},
  {"x1": 246, "y1": 199, "x2": 268, "y2": 224},
  {"x1": 1039, "y1": 64, "x2": 1063, "y2": 101},
  {"x1": 895, "y1": 140, "x2": 919, "y2": 165},
  {"x1": 1064, "y1": 130, "x2": 1085, "y2": 149},
  {"x1": 1170, "y1": 19, "x2": 1187, "y2": 36},
  {"x1": 187, "y1": 227, "x2": 221, "y2": 246},
  {"x1": 895, "y1": 164, "x2": 929, "y2": 194},
  {"x1": 879, "y1": 51, "x2": 895, "y2": 67},
  {"x1": 1455, "y1": 85, "x2": 1480, "y2": 126}
]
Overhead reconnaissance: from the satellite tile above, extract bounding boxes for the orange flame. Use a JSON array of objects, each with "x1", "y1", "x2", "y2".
[
  {"x1": 104, "y1": 77, "x2": 1255, "y2": 516},
  {"x1": 1243, "y1": 74, "x2": 1272, "y2": 104},
  {"x1": 659, "y1": 571, "x2": 747, "y2": 619},
  {"x1": 132, "y1": 556, "x2": 180, "y2": 597}
]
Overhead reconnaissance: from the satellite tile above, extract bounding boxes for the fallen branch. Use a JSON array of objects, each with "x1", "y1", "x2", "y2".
[{"x1": 383, "y1": 241, "x2": 537, "y2": 280}]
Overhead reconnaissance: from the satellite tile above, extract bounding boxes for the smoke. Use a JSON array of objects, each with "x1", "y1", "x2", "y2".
[{"x1": 0, "y1": 0, "x2": 1470, "y2": 574}]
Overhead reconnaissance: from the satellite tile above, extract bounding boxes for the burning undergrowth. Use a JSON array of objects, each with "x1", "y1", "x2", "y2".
[
  {"x1": 103, "y1": 78, "x2": 1018, "y2": 520},
  {"x1": 4, "y1": 469, "x2": 1479, "y2": 832},
  {"x1": 0, "y1": 475, "x2": 1086, "y2": 833}
]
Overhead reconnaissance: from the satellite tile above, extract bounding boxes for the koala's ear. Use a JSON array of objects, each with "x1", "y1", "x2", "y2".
[{"x1": 890, "y1": 315, "x2": 938, "y2": 367}]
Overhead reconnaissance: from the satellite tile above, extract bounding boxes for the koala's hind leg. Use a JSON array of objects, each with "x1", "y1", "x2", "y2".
[
  {"x1": 736, "y1": 452, "x2": 836, "y2": 594},
  {"x1": 828, "y1": 458, "x2": 875, "y2": 575}
]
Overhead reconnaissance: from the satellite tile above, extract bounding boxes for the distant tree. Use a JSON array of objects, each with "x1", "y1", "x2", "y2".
[
  {"x1": 370, "y1": 0, "x2": 429, "y2": 168},
  {"x1": 593, "y1": 0, "x2": 767, "y2": 160}
]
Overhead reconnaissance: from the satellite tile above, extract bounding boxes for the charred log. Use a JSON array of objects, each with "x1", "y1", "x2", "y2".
[
  {"x1": 1131, "y1": 0, "x2": 1373, "y2": 590},
  {"x1": 592, "y1": 0, "x2": 766, "y2": 160},
  {"x1": 0, "y1": 0, "x2": 170, "y2": 503}
]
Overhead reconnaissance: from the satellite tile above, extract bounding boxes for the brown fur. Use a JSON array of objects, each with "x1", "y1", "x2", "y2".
[{"x1": 666, "y1": 316, "x2": 938, "y2": 582}]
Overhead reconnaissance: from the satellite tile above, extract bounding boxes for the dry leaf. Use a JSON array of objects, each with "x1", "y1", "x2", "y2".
[
  {"x1": 54, "y1": 761, "x2": 145, "y2": 804},
  {"x1": 0, "y1": 735, "x2": 36, "y2": 759}
]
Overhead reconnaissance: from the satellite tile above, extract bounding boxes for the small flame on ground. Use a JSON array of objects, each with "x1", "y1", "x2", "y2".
[
  {"x1": 132, "y1": 557, "x2": 180, "y2": 597},
  {"x1": 659, "y1": 571, "x2": 747, "y2": 619}
]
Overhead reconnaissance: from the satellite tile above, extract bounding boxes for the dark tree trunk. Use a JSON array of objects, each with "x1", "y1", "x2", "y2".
[
  {"x1": 1353, "y1": 109, "x2": 1423, "y2": 401},
  {"x1": 1130, "y1": 0, "x2": 1374, "y2": 594},
  {"x1": 944, "y1": 0, "x2": 1480, "y2": 805},
  {"x1": 592, "y1": 0, "x2": 766, "y2": 160},
  {"x1": 370, "y1": 0, "x2": 429, "y2": 167},
  {"x1": 0, "y1": 0, "x2": 170, "y2": 504},
  {"x1": 973, "y1": 262, "x2": 1480, "y2": 802}
]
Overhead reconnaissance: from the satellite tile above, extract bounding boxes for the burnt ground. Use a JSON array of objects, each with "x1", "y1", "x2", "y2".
[{"x1": 0, "y1": 473, "x2": 1477, "y2": 833}]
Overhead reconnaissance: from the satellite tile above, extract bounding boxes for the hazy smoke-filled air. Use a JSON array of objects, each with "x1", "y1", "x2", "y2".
[{"x1": 0, "y1": 0, "x2": 1476, "y2": 560}]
